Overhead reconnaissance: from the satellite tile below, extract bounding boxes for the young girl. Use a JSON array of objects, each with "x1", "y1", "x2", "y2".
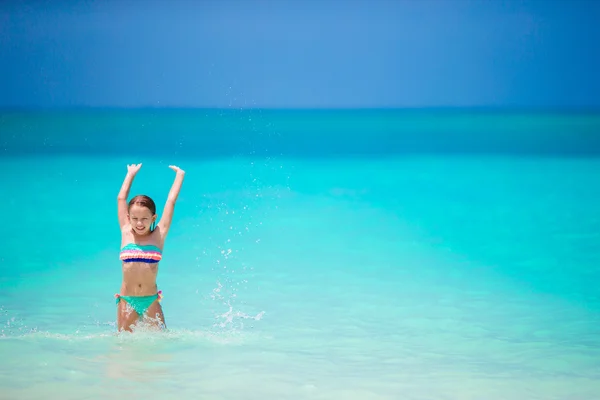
[{"x1": 115, "y1": 163, "x2": 185, "y2": 332}]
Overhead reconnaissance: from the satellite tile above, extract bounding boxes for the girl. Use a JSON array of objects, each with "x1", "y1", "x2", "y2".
[{"x1": 115, "y1": 163, "x2": 185, "y2": 332}]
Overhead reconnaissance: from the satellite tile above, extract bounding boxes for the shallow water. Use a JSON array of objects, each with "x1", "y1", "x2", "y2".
[{"x1": 1, "y1": 154, "x2": 600, "y2": 399}]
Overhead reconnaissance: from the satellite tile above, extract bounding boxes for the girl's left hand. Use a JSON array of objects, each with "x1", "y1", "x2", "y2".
[{"x1": 169, "y1": 165, "x2": 185, "y2": 175}]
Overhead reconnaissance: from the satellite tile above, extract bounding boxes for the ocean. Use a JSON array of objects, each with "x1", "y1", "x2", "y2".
[{"x1": 1, "y1": 109, "x2": 600, "y2": 399}]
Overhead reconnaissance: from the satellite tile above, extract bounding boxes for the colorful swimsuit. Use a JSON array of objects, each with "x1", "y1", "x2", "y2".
[{"x1": 116, "y1": 243, "x2": 164, "y2": 317}]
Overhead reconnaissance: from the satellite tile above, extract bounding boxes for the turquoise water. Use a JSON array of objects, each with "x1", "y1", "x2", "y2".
[{"x1": 1, "y1": 110, "x2": 600, "y2": 399}]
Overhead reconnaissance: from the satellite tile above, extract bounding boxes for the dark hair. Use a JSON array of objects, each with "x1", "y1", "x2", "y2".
[{"x1": 128, "y1": 195, "x2": 157, "y2": 231}]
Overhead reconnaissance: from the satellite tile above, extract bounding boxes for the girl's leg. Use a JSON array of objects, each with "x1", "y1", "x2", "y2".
[
  {"x1": 117, "y1": 299, "x2": 139, "y2": 332},
  {"x1": 143, "y1": 301, "x2": 166, "y2": 330}
]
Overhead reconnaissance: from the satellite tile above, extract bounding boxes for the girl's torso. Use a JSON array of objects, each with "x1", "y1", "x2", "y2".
[{"x1": 119, "y1": 226, "x2": 164, "y2": 296}]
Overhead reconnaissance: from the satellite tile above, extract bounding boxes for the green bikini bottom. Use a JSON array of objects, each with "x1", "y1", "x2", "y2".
[{"x1": 115, "y1": 291, "x2": 163, "y2": 317}]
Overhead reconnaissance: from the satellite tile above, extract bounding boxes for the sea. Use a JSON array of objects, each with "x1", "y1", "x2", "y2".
[{"x1": 1, "y1": 108, "x2": 600, "y2": 400}]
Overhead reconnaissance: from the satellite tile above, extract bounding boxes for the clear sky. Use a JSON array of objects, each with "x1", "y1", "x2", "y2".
[{"x1": 1, "y1": 0, "x2": 598, "y2": 109}]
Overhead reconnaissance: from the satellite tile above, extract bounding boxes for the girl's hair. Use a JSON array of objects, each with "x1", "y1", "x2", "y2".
[{"x1": 128, "y1": 195, "x2": 157, "y2": 231}]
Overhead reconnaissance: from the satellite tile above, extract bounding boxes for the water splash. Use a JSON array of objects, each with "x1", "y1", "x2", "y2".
[{"x1": 0, "y1": 323, "x2": 255, "y2": 345}]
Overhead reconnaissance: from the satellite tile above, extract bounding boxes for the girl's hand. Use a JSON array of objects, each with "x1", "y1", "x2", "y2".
[
  {"x1": 127, "y1": 163, "x2": 142, "y2": 176},
  {"x1": 169, "y1": 165, "x2": 185, "y2": 175}
]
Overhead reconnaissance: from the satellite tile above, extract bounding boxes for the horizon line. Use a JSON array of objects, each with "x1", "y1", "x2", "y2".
[{"x1": 1, "y1": 105, "x2": 600, "y2": 113}]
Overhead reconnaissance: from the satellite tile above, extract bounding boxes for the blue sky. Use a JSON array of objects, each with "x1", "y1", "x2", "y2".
[{"x1": 1, "y1": 0, "x2": 598, "y2": 109}]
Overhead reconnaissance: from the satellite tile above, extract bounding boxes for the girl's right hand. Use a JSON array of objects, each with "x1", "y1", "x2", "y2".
[{"x1": 127, "y1": 163, "x2": 142, "y2": 175}]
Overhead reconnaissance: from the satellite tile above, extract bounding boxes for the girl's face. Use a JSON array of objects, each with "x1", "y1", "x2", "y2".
[{"x1": 128, "y1": 204, "x2": 157, "y2": 235}]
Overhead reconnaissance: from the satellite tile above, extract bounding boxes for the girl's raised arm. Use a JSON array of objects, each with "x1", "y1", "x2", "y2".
[
  {"x1": 157, "y1": 165, "x2": 185, "y2": 240},
  {"x1": 117, "y1": 163, "x2": 142, "y2": 228}
]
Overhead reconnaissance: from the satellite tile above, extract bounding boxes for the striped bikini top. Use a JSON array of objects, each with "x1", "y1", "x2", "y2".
[{"x1": 120, "y1": 243, "x2": 163, "y2": 264}]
